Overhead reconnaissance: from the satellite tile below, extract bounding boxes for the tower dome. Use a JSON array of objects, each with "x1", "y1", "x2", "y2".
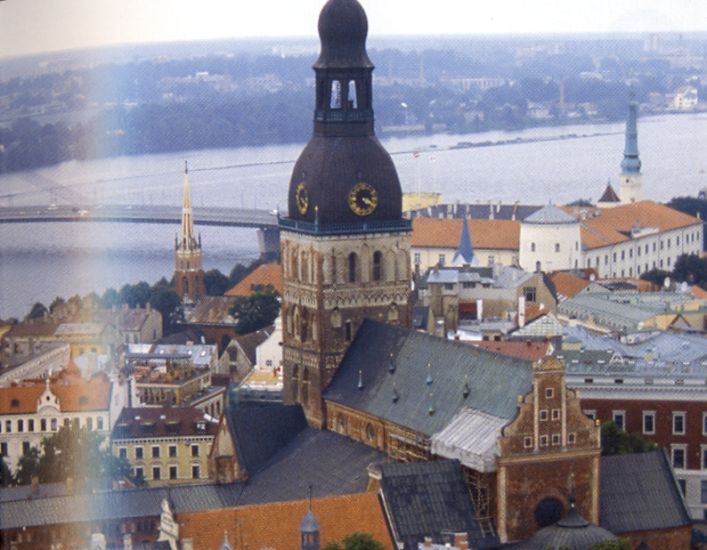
[
  {"x1": 284, "y1": 0, "x2": 403, "y2": 227},
  {"x1": 316, "y1": 0, "x2": 372, "y2": 69}
]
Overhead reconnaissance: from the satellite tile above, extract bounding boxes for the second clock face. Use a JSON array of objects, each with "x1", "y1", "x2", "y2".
[
  {"x1": 295, "y1": 182, "x2": 309, "y2": 215},
  {"x1": 348, "y1": 182, "x2": 378, "y2": 216}
]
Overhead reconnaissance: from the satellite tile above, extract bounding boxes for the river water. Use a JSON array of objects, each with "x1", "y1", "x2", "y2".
[{"x1": 1, "y1": 113, "x2": 706, "y2": 319}]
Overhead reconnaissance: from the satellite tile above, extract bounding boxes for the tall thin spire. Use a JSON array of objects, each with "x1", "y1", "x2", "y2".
[
  {"x1": 621, "y1": 91, "x2": 641, "y2": 176},
  {"x1": 178, "y1": 160, "x2": 198, "y2": 251}
]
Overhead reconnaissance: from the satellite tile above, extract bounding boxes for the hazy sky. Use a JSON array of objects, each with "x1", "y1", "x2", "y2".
[{"x1": 1, "y1": 0, "x2": 706, "y2": 58}]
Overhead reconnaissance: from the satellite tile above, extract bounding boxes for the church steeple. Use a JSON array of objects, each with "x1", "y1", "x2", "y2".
[
  {"x1": 279, "y1": 0, "x2": 412, "y2": 427},
  {"x1": 174, "y1": 161, "x2": 205, "y2": 304},
  {"x1": 619, "y1": 91, "x2": 642, "y2": 204}
]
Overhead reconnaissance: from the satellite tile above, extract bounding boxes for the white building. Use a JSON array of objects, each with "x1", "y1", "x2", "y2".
[{"x1": 519, "y1": 204, "x2": 581, "y2": 272}]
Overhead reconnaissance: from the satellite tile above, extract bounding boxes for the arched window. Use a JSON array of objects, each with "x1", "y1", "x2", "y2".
[
  {"x1": 347, "y1": 80, "x2": 358, "y2": 109},
  {"x1": 372, "y1": 251, "x2": 383, "y2": 281},
  {"x1": 348, "y1": 252, "x2": 357, "y2": 283},
  {"x1": 182, "y1": 277, "x2": 188, "y2": 295},
  {"x1": 535, "y1": 261, "x2": 541, "y2": 272},
  {"x1": 555, "y1": 243, "x2": 560, "y2": 252},
  {"x1": 531, "y1": 242, "x2": 536, "y2": 252},
  {"x1": 330, "y1": 80, "x2": 342, "y2": 109}
]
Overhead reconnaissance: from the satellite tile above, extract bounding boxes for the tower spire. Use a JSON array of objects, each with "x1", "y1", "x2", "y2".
[
  {"x1": 174, "y1": 161, "x2": 205, "y2": 304},
  {"x1": 179, "y1": 161, "x2": 197, "y2": 251},
  {"x1": 621, "y1": 91, "x2": 641, "y2": 176},
  {"x1": 619, "y1": 90, "x2": 642, "y2": 204}
]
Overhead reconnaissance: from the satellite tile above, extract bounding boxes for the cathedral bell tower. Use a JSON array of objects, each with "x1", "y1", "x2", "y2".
[
  {"x1": 174, "y1": 162, "x2": 205, "y2": 304},
  {"x1": 280, "y1": 0, "x2": 412, "y2": 427}
]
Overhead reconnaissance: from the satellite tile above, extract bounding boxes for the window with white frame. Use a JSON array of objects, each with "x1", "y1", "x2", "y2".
[
  {"x1": 671, "y1": 445, "x2": 686, "y2": 469},
  {"x1": 673, "y1": 412, "x2": 686, "y2": 435},
  {"x1": 643, "y1": 411, "x2": 656, "y2": 435},
  {"x1": 612, "y1": 410, "x2": 625, "y2": 431},
  {"x1": 583, "y1": 409, "x2": 596, "y2": 420},
  {"x1": 702, "y1": 412, "x2": 707, "y2": 435}
]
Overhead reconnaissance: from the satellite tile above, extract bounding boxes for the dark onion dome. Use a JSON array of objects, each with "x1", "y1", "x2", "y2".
[
  {"x1": 284, "y1": 0, "x2": 403, "y2": 226},
  {"x1": 315, "y1": 0, "x2": 372, "y2": 69},
  {"x1": 513, "y1": 502, "x2": 617, "y2": 550},
  {"x1": 288, "y1": 136, "x2": 402, "y2": 225}
]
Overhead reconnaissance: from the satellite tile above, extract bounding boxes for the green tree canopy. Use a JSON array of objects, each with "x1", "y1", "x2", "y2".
[
  {"x1": 229, "y1": 284, "x2": 280, "y2": 334},
  {"x1": 0, "y1": 455, "x2": 13, "y2": 487},
  {"x1": 601, "y1": 422, "x2": 656, "y2": 456},
  {"x1": 322, "y1": 533, "x2": 386, "y2": 550},
  {"x1": 25, "y1": 301, "x2": 48, "y2": 321},
  {"x1": 204, "y1": 268, "x2": 231, "y2": 296},
  {"x1": 14, "y1": 426, "x2": 133, "y2": 487}
]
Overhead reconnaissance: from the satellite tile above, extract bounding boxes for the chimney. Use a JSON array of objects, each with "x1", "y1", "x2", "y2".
[
  {"x1": 453, "y1": 533, "x2": 469, "y2": 550},
  {"x1": 518, "y1": 295, "x2": 526, "y2": 328},
  {"x1": 31, "y1": 475, "x2": 40, "y2": 496},
  {"x1": 476, "y1": 299, "x2": 483, "y2": 322}
]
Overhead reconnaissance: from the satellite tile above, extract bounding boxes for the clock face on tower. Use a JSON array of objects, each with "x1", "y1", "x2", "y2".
[
  {"x1": 348, "y1": 182, "x2": 378, "y2": 216},
  {"x1": 295, "y1": 182, "x2": 309, "y2": 215}
]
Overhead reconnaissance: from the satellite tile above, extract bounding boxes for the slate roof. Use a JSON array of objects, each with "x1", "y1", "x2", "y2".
[
  {"x1": 523, "y1": 204, "x2": 577, "y2": 225},
  {"x1": 324, "y1": 320, "x2": 533, "y2": 436},
  {"x1": 227, "y1": 325, "x2": 275, "y2": 366},
  {"x1": 378, "y1": 460, "x2": 499, "y2": 550},
  {"x1": 408, "y1": 203, "x2": 541, "y2": 222},
  {"x1": 225, "y1": 400, "x2": 308, "y2": 477},
  {"x1": 0, "y1": 426, "x2": 383, "y2": 529},
  {"x1": 598, "y1": 182, "x2": 620, "y2": 203},
  {"x1": 599, "y1": 450, "x2": 692, "y2": 534},
  {"x1": 111, "y1": 407, "x2": 218, "y2": 440}
]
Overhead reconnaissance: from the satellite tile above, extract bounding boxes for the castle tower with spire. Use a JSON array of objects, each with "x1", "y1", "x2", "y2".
[
  {"x1": 174, "y1": 162, "x2": 205, "y2": 304},
  {"x1": 279, "y1": 0, "x2": 412, "y2": 427},
  {"x1": 619, "y1": 92, "x2": 642, "y2": 204}
]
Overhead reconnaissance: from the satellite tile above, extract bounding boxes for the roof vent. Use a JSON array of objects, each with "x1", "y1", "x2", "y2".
[
  {"x1": 426, "y1": 363, "x2": 433, "y2": 385},
  {"x1": 357, "y1": 370, "x2": 364, "y2": 390},
  {"x1": 392, "y1": 383, "x2": 399, "y2": 403}
]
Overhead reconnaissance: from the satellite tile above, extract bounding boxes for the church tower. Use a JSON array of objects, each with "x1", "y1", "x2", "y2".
[
  {"x1": 619, "y1": 93, "x2": 642, "y2": 204},
  {"x1": 174, "y1": 162, "x2": 205, "y2": 304},
  {"x1": 280, "y1": 0, "x2": 412, "y2": 427}
]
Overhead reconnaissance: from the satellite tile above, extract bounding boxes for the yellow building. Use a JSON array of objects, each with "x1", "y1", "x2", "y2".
[{"x1": 111, "y1": 407, "x2": 217, "y2": 486}]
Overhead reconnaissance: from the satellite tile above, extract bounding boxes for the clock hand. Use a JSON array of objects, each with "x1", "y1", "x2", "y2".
[{"x1": 362, "y1": 197, "x2": 373, "y2": 206}]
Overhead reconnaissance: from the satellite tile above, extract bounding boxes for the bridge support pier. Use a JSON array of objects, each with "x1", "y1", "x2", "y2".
[{"x1": 257, "y1": 226, "x2": 280, "y2": 262}]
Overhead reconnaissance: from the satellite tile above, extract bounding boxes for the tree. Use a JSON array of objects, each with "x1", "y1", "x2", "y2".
[
  {"x1": 101, "y1": 287, "x2": 120, "y2": 308},
  {"x1": 229, "y1": 284, "x2": 280, "y2": 334},
  {"x1": 25, "y1": 301, "x2": 48, "y2": 321},
  {"x1": 149, "y1": 286, "x2": 183, "y2": 335},
  {"x1": 640, "y1": 268, "x2": 671, "y2": 288},
  {"x1": 0, "y1": 455, "x2": 13, "y2": 487},
  {"x1": 588, "y1": 539, "x2": 631, "y2": 550},
  {"x1": 672, "y1": 254, "x2": 707, "y2": 287},
  {"x1": 14, "y1": 426, "x2": 133, "y2": 486},
  {"x1": 323, "y1": 533, "x2": 385, "y2": 550},
  {"x1": 49, "y1": 296, "x2": 66, "y2": 314},
  {"x1": 601, "y1": 422, "x2": 656, "y2": 456},
  {"x1": 204, "y1": 268, "x2": 231, "y2": 296},
  {"x1": 229, "y1": 258, "x2": 263, "y2": 287}
]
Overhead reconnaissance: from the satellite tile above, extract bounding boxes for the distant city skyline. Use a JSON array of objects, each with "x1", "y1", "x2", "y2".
[{"x1": 1, "y1": 0, "x2": 706, "y2": 59}]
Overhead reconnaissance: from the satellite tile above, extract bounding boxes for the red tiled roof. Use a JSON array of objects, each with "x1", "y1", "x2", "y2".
[
  {"x1": 226, "y1": 263, "x2": 283, "y2": 297},
  {"x1": 0, "y1": 371, "x2": 110, "y2": 414},
  {"x1": 550, "y1": 272, "x2": 590, "y2": 299},
  {"x1": 581, "y1": 201, "x2": 701, "y2": 250},
  {"x1": 178, "y1": 492, "x2": 393, "y2": 550},
  {"x1": 411, "y1": 218, "x2": 520, "y2": 250},
  {"x1": 467, "y1": 340, "x2": 549, "y2": 362}
]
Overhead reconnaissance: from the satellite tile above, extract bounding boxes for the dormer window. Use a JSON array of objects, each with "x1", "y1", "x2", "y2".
[{"x1": 10, "y1": 398, "x2": 19, "y2": 408}]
